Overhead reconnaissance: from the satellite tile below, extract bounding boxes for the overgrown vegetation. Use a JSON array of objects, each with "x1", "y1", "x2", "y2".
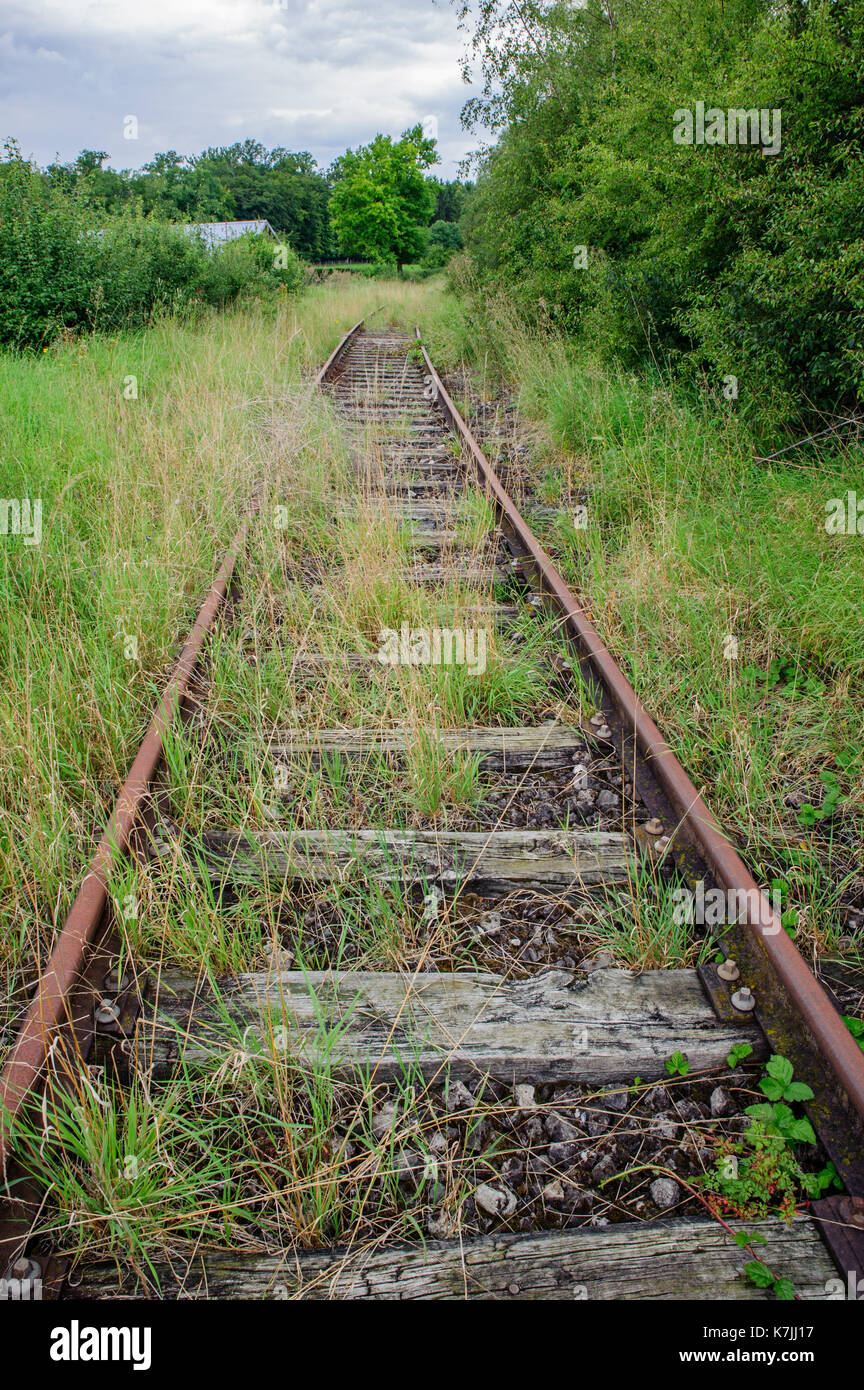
[
  {"x1": 0, "y1": 133, "x2": 472, "y2": 344},
  {"x1": 429, "y1": 284, "x2": 864, "y2": 965},
  {"x1": 34, "y1": 140, "x2": 333, "y2": 260},
  {"x1": 329, "y1": 126, "x2": 439, "y2": 275},
  {"x1": 1, "y1": 274, "x2": 850, "y2": 1291},
  {"x1": 0, "y1": 279, "x2": 426, "y2": 1027},
  {"x1": 455, "y1": 0, "x2": 864, "y2": 432},
  {"x1": 700, "y1": 1053, "x2": 840, "y2": 1224},
  {"x1": 0, "y1": 143, "x2": 304, "y2": 348}
]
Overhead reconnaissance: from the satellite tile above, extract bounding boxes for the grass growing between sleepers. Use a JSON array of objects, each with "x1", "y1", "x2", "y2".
[{"x1": 437, "y1": 289, "x2": 864, "y2": 966}]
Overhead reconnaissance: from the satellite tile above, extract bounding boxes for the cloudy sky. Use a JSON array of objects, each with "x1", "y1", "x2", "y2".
[{"x1": 0, "y1": 0, "x2": 481, "y2": 176}]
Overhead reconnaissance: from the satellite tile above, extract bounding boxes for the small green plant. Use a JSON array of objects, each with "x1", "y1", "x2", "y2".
[
  {"x1": 742, "y1": 1102, "x2": 815, "y2": 1145},
  {"x1": 726, "y1": 1041, "x2": 753, "y2": 1069},
  {"x1": 664, "y1": 1050, "x2": 689, "y2": 1077},
  {"x1": 701, "y1": 1055, "x2": 817, "y2": 1220},
  {"x1": 800, "y1": 1160, "x2": 842, "y2": 1199},
  {"x1": 767, "y1": 879, "x2": 800, "y2": 934},
  {"x1": 797, "y1": 770, "x2": 845, "y2": 828},
  {"x1": 744, "y1": 1055, "x2": 816, "y2": 1144},
  {"x1": 704, "y1": 1126, "x2": 804, "y2": 1221},
  {"x1": 743, "y1": 658, "x2": 826, "y2": 701},
  {"x1": 843, "y1": 1016, "x2": 864, "y2": 1053},
  {"x1": 836, "y1": 746, "x2": 860, "y2": 774},
  {"x1": 744, "y1": 1260, "x2": 796, "y2": 1301},
  {"x1": 732, "y1": 1229, "x2": 765, "y2": 1250},
  {"x1": 734, "y1": 1232, "x2": 797, "y2": 1300}
]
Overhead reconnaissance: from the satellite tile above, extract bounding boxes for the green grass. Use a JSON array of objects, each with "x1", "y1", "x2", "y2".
[
  {"x1": 0, "y1": 275, "x2": 474, "y2": 1038},
  {"x1": 3, "y1": 271, "x2": 792, "y2": 1287},
  {"x1": 446, "y1": 293, "x2": 864, "y2": 962},
  {"x1": 0, "y1": 276, "x2": 592, "y2": 1279}
]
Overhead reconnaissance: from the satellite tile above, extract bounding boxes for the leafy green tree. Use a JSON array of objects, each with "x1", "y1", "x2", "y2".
[
  {"x1": 429, "y1": 220, "x2": 463, "y2": 252},
  {"x1": 455, "y1": 0, "x2": 864, "y2": 429},
  {"x1": 0, "y1": 141, "x2": 304, "y2": 348},
  {"x1": 329, "y1": 126, "x2": 438, "y2": 274},
  {"x1": 431, "y1": 178, "x2": 473, "y2": 222},
  {"x1": 424, "y1": 218, "x2": 464, "y2": 268},
  {"x1": 193, "y1": 143, "x2": 332, "y2": 257},
  {"x1": 39, "y1": 140, "x2": 333, "y2": 257},
  {"x1": 127, "y1": 151, "x2": 234, "y2": 221}
]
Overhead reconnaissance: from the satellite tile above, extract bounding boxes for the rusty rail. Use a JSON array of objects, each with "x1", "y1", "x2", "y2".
[
  {"x1": 0, "y1": 314, "x2": 369, "y2": 1180},
  {"x1": 416, "y1": 326, "x2": 864, "y2": 1131}
]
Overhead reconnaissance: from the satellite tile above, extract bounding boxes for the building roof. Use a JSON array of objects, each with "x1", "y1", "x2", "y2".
[
  {"x1": 184, "y1": 220, "x2": 278, "y2": 247},
  {"x1": 90, "y1": 219, "x2": 280, "y2": 250}
]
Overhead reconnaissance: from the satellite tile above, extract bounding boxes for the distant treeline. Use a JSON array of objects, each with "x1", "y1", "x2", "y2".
[
  {"x1": 457, "y1": 0, "x2": 864, "y2": 429},
  {"x1": 0, "y1": 141, "x2": 305, "y2": 348},
  {"x1": 0, "y1": 136, "x2": 472, "y2": 347},
  {"x1": 30, "y1": 138, "x2": 471, "y2": 263}
]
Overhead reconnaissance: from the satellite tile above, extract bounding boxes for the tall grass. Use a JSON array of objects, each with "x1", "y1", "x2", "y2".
[
  {"x1": 0, "y1": 278, "x2": 464, "y2": 1035},
  {"x1": 1, "y1": 275, "x2": 744, "y2": 1285},
  {"x1": 447, "y1": 291, "x2": 864, "y2": 956}
]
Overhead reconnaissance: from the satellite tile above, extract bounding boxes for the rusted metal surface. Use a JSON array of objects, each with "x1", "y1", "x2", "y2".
[
  {"x1": 0, "y1": 520, "x2": 252, "y2": 1184},
  {"x1": 0, "y1": 315, "x2": 371, "y2": 1191},
  {"x1": 810, "y1": 1196, "x2": 864, "y2": 1288},
  {"x1": 415, "y1": 327, "x2": 864, "y2": 1135},
  {"x1": 316, "y1": 314, "x2": 377, "y2": 387}
]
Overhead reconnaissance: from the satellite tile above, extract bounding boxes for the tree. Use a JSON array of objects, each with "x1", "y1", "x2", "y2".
[
  {"x1": 429, "y1": 220, "x2": 463, "y2": 252},
  {"x1": 193, "y1": 144, "x2": 333, "y2": 257},
  {"x1": 423, "y1": 219, "x2": 464, "y2": 269},
  {"x1": 455, "y1": 0, "x2": 864, "y2": 427},
  {"x1": 126, "y1": 151, "x2": 234, "y2": 221},
  {"x1": 431, "y1": 178, "x2": 473, "y2": 222},
  {"x1": 329, "y1": 126, "x2": 438, "y2": 274}
]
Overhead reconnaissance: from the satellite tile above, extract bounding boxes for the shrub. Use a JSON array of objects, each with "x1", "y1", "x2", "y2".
[
  {"x1": 0, "y1": 147, "x2": 304, "y2": 348},
  {"x1": 458, "y1": 0, "x2": 864, "y2": 431},
  {"x1": 0, "y1": 155, "x2": 97, "y2": 346},
  {"x1": 91, "y1": 218, "x2": 210, "y2": 328}
]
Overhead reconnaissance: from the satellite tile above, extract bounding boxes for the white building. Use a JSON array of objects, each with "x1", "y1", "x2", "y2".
[{"x1": 182, "y1": 220, "x2": 278, "y2": 249}]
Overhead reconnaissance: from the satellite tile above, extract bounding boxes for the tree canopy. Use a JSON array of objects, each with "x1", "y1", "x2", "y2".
[
  {"x1": 329, "y1": 126, "x2": 439, "y2": 272},
  {"x1": 38, "y1": 141, "x2": 333, "y2": 258},
  {"x1": 455, "y1": 0, "x2": 864, "y2": 428}
]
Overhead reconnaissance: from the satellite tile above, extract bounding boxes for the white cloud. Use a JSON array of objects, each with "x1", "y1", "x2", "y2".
[{"x1": 0, "y1": 0, "x2": 481, "y2": 176}]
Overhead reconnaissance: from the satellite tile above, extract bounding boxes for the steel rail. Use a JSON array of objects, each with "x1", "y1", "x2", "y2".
[
  {"x1": 0, "y1": 314, "x2": 369, "y2": 1180},
  {"x1": 415, "y1": 326, "x2": 864, "y2": 1128},
  {"x1": 315, "y1": 315, "x2": 367, "y2": 386},
  {"x1": 2, "y1": 311, "x2": 860, "y2": 1290}
]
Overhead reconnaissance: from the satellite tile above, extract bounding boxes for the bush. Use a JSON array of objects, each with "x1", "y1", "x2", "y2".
[
  {"x1": 0, "y1": 157, "x2": 98, "y2": 346},
  {"x1": 0, "y1": 149, "x2": 304, "y2": 348},
  {"x1": 459, "y1": 0, "x2": 864, "y2": 432},
  {"x1": 196, "y1": 231, "x2": 303, "y2": 306},
  {"x1": 91, "y1": 218, "x2": 210, "y2": 328}
]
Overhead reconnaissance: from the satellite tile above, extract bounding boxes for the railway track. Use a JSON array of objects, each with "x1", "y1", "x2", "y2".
[{"x1": 2, "y1": 316, "x2": 863, "y2": 1302}]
